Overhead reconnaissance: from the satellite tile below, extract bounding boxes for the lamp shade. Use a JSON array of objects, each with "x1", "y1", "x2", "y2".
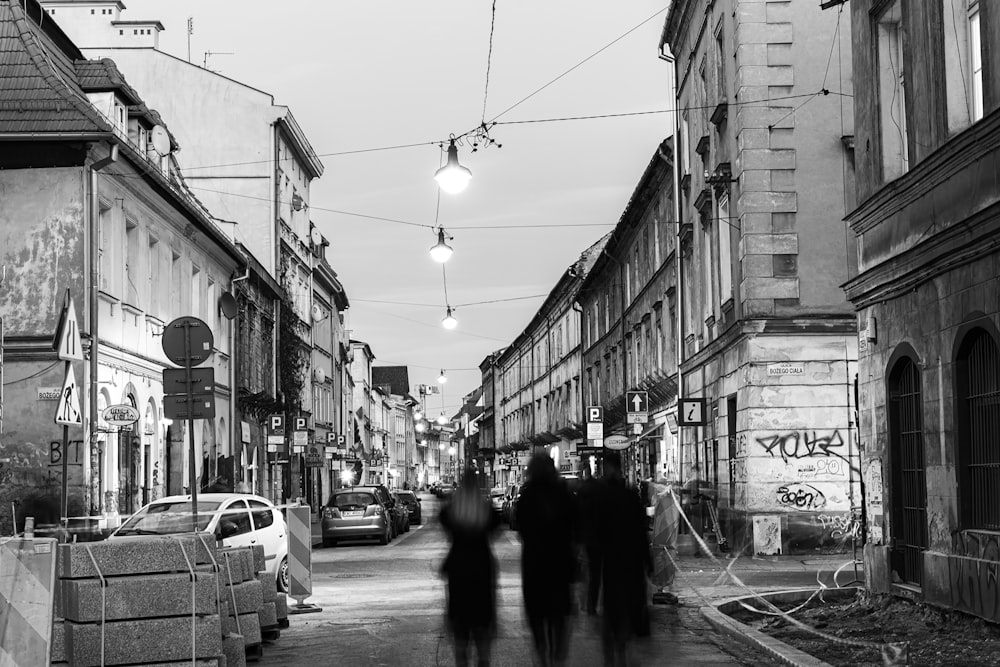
[
  {"x1": 434, "y1": 141, "x2": 472, "y2": 194},
  {"x1": 442, "y1": 307, "x2": 458, "y2": 330},
  {"x1": 430, "y1": 229, "x2": 454, "y2": 263}
]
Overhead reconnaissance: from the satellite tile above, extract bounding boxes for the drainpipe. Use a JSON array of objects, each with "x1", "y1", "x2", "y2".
[
  {"x1": 88, "y1": 165, "x2": 100, "y2": 517},
  {"x1": 659, "y1": 44, "x2": 685, "y2": 483}
]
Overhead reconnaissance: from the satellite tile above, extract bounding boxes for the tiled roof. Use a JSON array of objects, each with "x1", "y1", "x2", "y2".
[
  {"x1": 372, "y1": 366, "x2": 411, "y2": 397},
  {"x1": 0, "y1": 0, "x2": 111, "y2": 134},
  {"x1": 74, "y1": 57, "x2": 141, "y2": 104}
]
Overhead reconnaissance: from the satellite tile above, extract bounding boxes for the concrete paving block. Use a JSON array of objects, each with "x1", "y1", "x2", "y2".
[
  {"x1": 58, "y1": 534, "x2": 216, "y2": 579},
  {"x1": 257, "y1": 602, "x2": 277, "y2": 629},
  {"x1": 274, "y1": 593, "x2": 287, "y2": 620},
  {"x1": 61, "y1": 572, "x2": 218, "y2": 622},
  {"x1": 235, "y1": 613, "x2": 261, "y2": 646},
  {"x1": 51, "y1": 618, "x2": 65, "y2": 663},
  {"x1": 220, "y1": 602, "x2": 236, "y2": 636},
  {"x1": 250, "y1": 545, "x2": 265, "y2": 573},
  {"x1": 222, "y1": 634, "x2": 248, "y2": 667},
  {"x1": 240, "y1": 549, "x2": 256, "y2": 580},
  {"x1": 217, "y1": 549, "x2": 248, "y2": 583},
  {"x1": 224, "y1": 579, "x2": 263, "y2": 614},
  {"x1": 256, "y1": 572, "x2": 277, "y2": 602},
  {"x1": 64, "y1": 615, "x2": 222, "y2": 667}
]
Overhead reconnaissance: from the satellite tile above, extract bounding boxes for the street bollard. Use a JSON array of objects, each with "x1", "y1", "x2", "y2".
[{"x1": 286, "y1": 505, "x2": 321, "y2": 614}]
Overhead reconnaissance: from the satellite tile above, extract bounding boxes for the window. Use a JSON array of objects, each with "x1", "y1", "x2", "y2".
[
  {"x1": 653, "y1": 219, "x2": 661, "y2": 268},
  {"x1": 148, "y1": 236, "x2": 159, "y2": 316},
  {"x1": 970, "y1": 2, "x2": 983, "y2": 121},
  {"x1": 219, "y1": 500, "x2": 252, "y2": 537},
  {"x1": 680, "y1": 115, "x2": 690, "y2": 176},
  {"x1": 717, "y1": 193, "x2": 733, "y2": 305},
  {"x1": 875, "y1": 0, "x2": 908, "y2": 181},
  {"x1": 98, "y1": 201, "x2": 114, "y2": 293},
  {"x1": 191, "y1": 265, "x2": 201, "y2": 319},
  {"x1": 956, "y1": 327, "x2": 1000, "y2": 530},
  {"x1": 715, "y1": 23, "x2": 726, "y2": 102},
  {"x1": 248, "y1": 500, "x2": 274, "y2": 530}
]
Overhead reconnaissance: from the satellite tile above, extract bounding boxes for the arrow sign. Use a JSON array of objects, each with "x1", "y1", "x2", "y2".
[
  {"x1": 626, "y1": 391, "x2": 648, "y2": 413},
  {"x1": 54, "y1": 294, "x2": 83, "y2": 362}
]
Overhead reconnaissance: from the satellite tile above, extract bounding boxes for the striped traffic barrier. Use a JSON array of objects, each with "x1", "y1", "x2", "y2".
[
  {"x1": 0, "y1": 537, "x2": 58, "y2": 666},
  {"x1": 285, "y1": 505, "x2": 321, "y2": 614}
]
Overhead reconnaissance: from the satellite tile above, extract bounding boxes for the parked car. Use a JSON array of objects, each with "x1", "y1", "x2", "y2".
[
  {"x1": 393, "y1": 490, "x2": 422, "y2": 525},
  {"x1": 109, "y1": 493, "x2": 289, "y2": 592},
  {"x1": 500, "y1": 484, "x2": 519, "y2": 524},
  {"x1": 320, "y1": 486, "x2": 393, "y2": 547},
  {"x1": 488, "y1": 487, "x2": 506, "y2": 518},
  {"x1": 378, "y1": 485, "x2": 408, "y2": 537}
]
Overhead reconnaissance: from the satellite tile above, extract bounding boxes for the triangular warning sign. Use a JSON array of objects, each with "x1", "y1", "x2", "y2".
[
  {"x1": 54, "y1": 296, "x2": 83, "y2": 362},
  {"x1": 55, "y1": 365, "x2": 83, "y2": 426}
]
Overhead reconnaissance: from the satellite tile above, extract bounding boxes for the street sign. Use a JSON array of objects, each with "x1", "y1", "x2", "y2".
[
  {"x1": 586, "y1": 406, "x2": 604, "y2": 423},
  {"x1": 54, "y1": 295, "x2": 83, "y2": 361},
  {"x1": 161, "y1": 316, "x2": 214, "y2": 367},
  {"x1": 163, "y1": 393, "x2": 216, "y2": 419},
  {"x1": 626, "y1": 390, "x2": 648, "y2": 424},
  {"x1": 101, "y1": 404, "x2": 140, "y2": 427},
  {"x1": 304, "y1": 446, "x2": 323, "y2": 467},
  {"x1": 162, "y1": 367, "x2": 215, "y2": 395},
  {"x1": 633, "y1": 423, "x2": 644, "y2": 434},
  {"x1": 267, "y1": 414, "x2": 285, "y2": 445},
  {"x1": 678, "y1": 397, "x2": 707, "y2": 426},
  {"x1": 294, "y1": 417, "x2": 309, "y2": 431},
  {"x1": 54, "y1": 365, "x2": 82, "y2": 426},
  {"x1": 586, "y1": 405, "x2": 604, "y2": 445},
  {"x1": 604, "y1": 435, "x2": 631, "y2": 450},
  {"x1": 293, "y1": 431, "x2": 308, "y2": 448}
]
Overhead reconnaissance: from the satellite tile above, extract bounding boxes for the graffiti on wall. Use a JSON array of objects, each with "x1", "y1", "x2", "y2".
[
  {"x1": 953, "y1": 530, "x2": 1000, "y2": 561},
  {"x1": 816, "y1": 513, "x2": 861, "y2": 542},
  {"x1": 734, "y1": 433, "x2": 749, "y2": 458},
  {"x1": 756, "y1": 430, "x2": 849, "y2": 463},
  {"x1": 865, "y1": 458, "x2": 884, "y2": 545},
  {"x1": 796, "y1": 459, "x2": 849, "y2": 478},
  {"x1": 776, "y1": 483, "x2": 827, "y2": 510},
  {"x1": 948, "y1": 555, "x2": 1000, "y2": 624}
]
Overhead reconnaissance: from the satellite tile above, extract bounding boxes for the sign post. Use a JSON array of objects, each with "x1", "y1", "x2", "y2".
[
  {"x1": 53, "y1": 291, "x2": 83, "y2": 526},
  {"x1": 586, "y1": 406, "x2": 604, "y2": 449},
  {"x1": 162, "y1": 316, "x2": 215, "y2": 532}
]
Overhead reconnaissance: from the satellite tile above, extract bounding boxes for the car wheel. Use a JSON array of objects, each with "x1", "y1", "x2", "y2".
[
  {"x1": 379, "y1": 526, "x2": 389, "y2": 545},
  {"x1": 277, "y1": 557, "x2": 289, "y2": 593}
]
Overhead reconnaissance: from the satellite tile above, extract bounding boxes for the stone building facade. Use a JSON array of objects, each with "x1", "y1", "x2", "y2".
[
  {"x1": 844, "y1": 0, "x2": 1000, "y2": 623},
  {"x1": 661, "y1": 0, "x2": 860, "y2": 555}
]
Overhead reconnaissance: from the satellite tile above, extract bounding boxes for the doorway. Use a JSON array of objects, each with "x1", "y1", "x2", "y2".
[{"x1": 887, "y1": 355, "x2": 928, "y2": 586}]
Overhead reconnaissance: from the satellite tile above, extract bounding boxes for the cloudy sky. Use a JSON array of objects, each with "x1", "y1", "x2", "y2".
[{"x1": 124, "y1": 0, "x2": 672, "y2": 412}]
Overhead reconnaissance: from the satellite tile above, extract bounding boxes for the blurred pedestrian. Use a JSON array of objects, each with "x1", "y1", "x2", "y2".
[
  {"x1": 576, "y1": 463, "x2": 603, "y2": 615},
  {"x1": 682, "y1": 463, "x2": 704, "y2": 556},
  {"x1": 598, "y1": 451, "x2": 652, "y2": 667},
  {"x1": 648, "y1": 474, "x2": 680, "y2": 604},
  {"x1": 516, "y1": 454, "x2": 577, "y2": 667},
  {"x1": 439, "y1": 470, "x2": 500, "y2": 667}
]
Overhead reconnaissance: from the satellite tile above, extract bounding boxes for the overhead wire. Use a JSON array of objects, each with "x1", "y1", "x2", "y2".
[{"x1": 481, "y1": 0, "x2": 498, "y2": 124}]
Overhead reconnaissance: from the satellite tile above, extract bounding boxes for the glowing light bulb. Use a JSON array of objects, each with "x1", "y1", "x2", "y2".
[{"x1": 433, "y1": 140, "x2": 472, "y2": 194}]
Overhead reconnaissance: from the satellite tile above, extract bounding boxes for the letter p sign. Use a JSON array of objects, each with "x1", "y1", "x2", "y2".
[
  {"x1": 586, "y1": 406, "x2": 604, "y2": 423},
  {"x1": 268, "y1": 414, "x2": 284, "y2": 435}
]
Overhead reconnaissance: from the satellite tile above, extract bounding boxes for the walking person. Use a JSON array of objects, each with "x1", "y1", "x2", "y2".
[
  {"x1": 576, "y1": 463, "x2": 604, "y2": 615},
  {"x1": 597, "y1": 451, "x2": 652, "y2": 667},
  {"x1": 439, "y1": 470, "x2": 500, "y2": 667},
  {"x1": 516, "y1": 454, "x2": 577, "y2": 667}
]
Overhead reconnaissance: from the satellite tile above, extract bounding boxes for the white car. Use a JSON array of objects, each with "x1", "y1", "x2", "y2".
[{"x1": 109, "y1": 493, "x2": 289, "y2": 592}]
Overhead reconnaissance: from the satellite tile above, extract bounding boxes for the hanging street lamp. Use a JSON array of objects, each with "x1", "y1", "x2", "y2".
[
  {"x1": 434, "y1": 139, "x2": 472, "y2": 194},
  {"x1": 430, "y1": 228, "x2": 454, "y2": 263}
]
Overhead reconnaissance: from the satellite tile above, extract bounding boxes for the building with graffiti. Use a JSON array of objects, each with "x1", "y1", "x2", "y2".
[
  {"x1": 660, "y1": 0, "x2": 860, "y2": 555},
  {"x1": 0, "y1": 0, "x2": 243, "y2": 531},
  {"x1": 843, "y1": 0, "x2": 1000, "y2": 623}
]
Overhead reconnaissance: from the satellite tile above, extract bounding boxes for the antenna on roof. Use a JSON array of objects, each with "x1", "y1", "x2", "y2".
[
  {"x1": 186, "y1": 17, "x2": 193, "y2": 63},
  {"x1": 202, "y1": 51, "x2": 234, "y2": 72}
]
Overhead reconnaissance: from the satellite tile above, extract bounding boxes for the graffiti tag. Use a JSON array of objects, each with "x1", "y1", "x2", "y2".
[
  {"x1": 816, "y1": 513, "x2": 861, "y2": 541},
  {"x1": 777, "y1": 483, "x2": 826, "y2": 510},
  {"x1": 757, "y1": 430, "x2": 847, "y2": 463}
]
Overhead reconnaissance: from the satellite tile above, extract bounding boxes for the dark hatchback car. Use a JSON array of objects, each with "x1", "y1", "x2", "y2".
[
  {"x1": 321, "y1": 486, "x2": 393, "y2": 547},
  {"x1": 393, "y1": 490, "x2": 422, "y2": 525}
]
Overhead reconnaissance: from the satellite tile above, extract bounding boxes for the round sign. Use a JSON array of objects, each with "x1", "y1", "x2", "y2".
[
  {"x1": 603, "y1": 435, "x2": 632, "y2": 450},
  {"x1": 162, "y1": 316, "x2": 214, "y2": 367},
  {"x1": 102, "y1": 404, "x2": 140, "y2": 426}
]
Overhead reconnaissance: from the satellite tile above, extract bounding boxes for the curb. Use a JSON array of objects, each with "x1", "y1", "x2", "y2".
[{"x1": 700, "y1": 587, "x2": 860, "y2": 667}]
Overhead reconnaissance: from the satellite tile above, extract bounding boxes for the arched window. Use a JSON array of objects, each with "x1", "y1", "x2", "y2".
[{"x1": 956, "y1": 327, "x2": 1000, "y2": 529}]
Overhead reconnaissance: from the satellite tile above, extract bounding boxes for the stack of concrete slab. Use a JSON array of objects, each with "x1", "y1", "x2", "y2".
[
  {"x1": 216, "y1": 546, "x2": 265, "y2": 662},
  {"x1": 51, "y1": 534, "x2": 225, "y2": 666}
]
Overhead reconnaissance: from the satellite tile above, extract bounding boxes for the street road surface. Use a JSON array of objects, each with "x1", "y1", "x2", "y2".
[{"x1": 261, "y1": 493, "x2": 784, "y2": 666}]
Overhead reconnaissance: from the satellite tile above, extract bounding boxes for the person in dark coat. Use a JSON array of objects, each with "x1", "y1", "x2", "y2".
[
  {"x1": 516, "y1": 453, "x2": 577, "y2": 667},
  {"x1": 577, "y1": 463, "x2": 604, "y2": 615},
  {"x1": 439, "y1": 470, "x2": 500, "y2": 667},
  {"x1": 598, "y1": 451, "x2": 652, "y2": 666}
]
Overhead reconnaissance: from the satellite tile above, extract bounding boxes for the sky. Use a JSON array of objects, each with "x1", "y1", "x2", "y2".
[{"x1": 124, "y1": 0, "x2": 672, "y2": 414}]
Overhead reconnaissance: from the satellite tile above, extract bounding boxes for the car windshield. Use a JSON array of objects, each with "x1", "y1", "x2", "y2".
[
  {"x1": 116, "y1": 500, "x2": 223, "y2": 534},
  {"x1": 490, "y1": 489, "x2": 505, "y2": 498},
  {"x1": 395, "y1": 492, "x2": 416, "y2": 502},
  {"x1": 330, "y1": 492, "x2": 375, "y2": 510}
]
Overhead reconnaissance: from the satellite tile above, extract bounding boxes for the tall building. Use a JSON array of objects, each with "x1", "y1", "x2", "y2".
[
  {"x1": 0, "y1": 0, "x2": 242, "y2": 529},
  {"x1": 661, "y1": 0, "x2": 859, "y2": 555},
  {"x1": 844, "y1": 0, "x2": 1000, "y2": 621}
]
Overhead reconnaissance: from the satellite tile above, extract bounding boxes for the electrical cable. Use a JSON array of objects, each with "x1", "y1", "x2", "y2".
[
  {"x1": 481, "y1": 0, "x2": 498, "y2": 124},
  {"x1": 352, "y1": 293, "x2": 547, "y2": 308}
]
